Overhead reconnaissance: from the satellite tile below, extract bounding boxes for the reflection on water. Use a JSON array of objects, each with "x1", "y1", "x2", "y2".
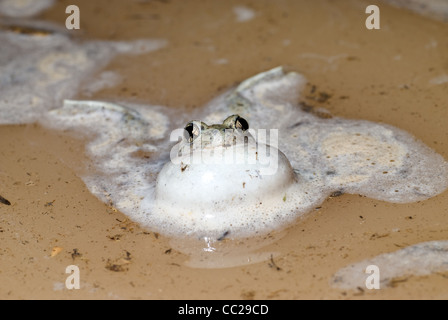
[{"x1": 170, "y1": 231, "x2": 286, "y2": 269}]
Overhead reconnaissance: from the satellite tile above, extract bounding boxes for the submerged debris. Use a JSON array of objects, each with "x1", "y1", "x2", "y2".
[
  {"x1": 50, "y1": 246, "x2": 63, "y2": 258},
  {"x1": 105, "y1": 251, "x2": 132, "y2": 272},
  {"x1": 105, "y1": 261, "x2": 127, "y2": 272},
  {"x1": 71, "y1": 248, "x2": 82, "y2": 260},
  {"x1": 0, "y1": 195, "x2": 11, "y2": 206},
  {"x1": 268, "y1": 254, "x2": 282, "y2": 271},
  {"x1": 217, "y1": 230, "x2": 230, "y2": 241},
  {"x1": 2, "y1": 24, "x2": 54, "y2": 36},
  {"x1": 329, "y1": 190, "x2": 344, "y2": 198}
]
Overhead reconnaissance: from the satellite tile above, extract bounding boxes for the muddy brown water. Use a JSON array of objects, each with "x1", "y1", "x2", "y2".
[{"x1": 0, "y1": 0, "x2": 447, "y2": 299}]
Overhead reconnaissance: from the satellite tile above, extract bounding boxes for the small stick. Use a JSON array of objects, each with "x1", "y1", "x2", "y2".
[
  {"x1": 268, "y1": 254, "x2": 282, "y2": 271},
  {"x1": 0, "y1": 195, "x2": 11, "y2": 206}
]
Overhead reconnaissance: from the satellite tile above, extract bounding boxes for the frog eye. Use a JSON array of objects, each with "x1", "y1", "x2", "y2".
[
  {"x1": 223, "y1": 115, "x2": 249, "y2": 131},
  {"x1": 235, "y1": 116, "x2": 249, "y2": 131},
  {"x1": 184, "y1": 122, "x2": 201, "y2": 143}
]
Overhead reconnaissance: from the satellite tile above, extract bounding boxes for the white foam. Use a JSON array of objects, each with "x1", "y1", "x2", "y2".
[
  {"x1": 0, "y1": 0, "x2": 54, "y2": 17},
  {"x1": 212, "y1": 58, "x2": 229, "y2": 65},
  {"x1": 233, "y1": 5, "x2": 256, "y2": 22},
  {"x1": 45, "y1": 99, "x2": 184, "y2": 228},
  {"x1": 45, "y1": 67, "x2": 448, "y2": 240},
  {"x1": 383, "y1": 0, "x2": 448, "y2": 22},
  {"x1": 429, "y1": 74, "x2": 448, "y2": 85},
  {"x1": 331, "y1": 241, "x2": 448, "y2": 290},
  {"x1": 81, "y1": 71, "x2": 122, "y2": 97},
  {"x1": 0, "y1": 26, "x2": 167, "y2": 125}
]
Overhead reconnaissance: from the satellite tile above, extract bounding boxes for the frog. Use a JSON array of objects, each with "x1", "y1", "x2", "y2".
[{"x1": 154, "y1": 113, "x2": 298, "y2": 238}]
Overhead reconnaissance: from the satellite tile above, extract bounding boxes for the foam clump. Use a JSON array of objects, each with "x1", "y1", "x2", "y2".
[
  {"x1": 46, "y1": 99, "x2": 175, "y2": 219},
  {"x1": 331, "y1": 240, "x2": 448, "y2": 290},
  {"x1": 47, "y1": 67, "x2": 448, "y2": 240},
  {"x1": 0, "y1": 0, "x2": 54, "y2": 18},
  {"x1": 0, "y1": 25, "x2": 166, "y2": 125}
]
